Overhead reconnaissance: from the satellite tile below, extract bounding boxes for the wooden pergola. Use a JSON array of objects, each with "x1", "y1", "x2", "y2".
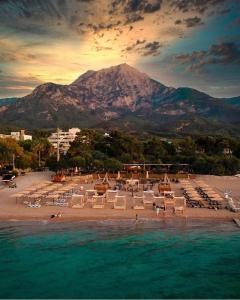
[{"x1": 123, "y1": 163, "x2": 189, "y2": 173}]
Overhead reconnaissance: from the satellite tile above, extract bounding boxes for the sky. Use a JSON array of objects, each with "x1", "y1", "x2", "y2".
[{"x1": 0, "y1": 0, "x2": 240, "y2": 98}]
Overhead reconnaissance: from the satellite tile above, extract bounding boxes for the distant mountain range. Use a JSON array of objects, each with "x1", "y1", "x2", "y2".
[
  {"x1": 222, "y1": 96, "x2": 240, "y2": 107},
  {"x1": 0, "y1": 97, "x2": 18, "y2": 106},
  {"x1": 0, "y1": 64, "x2": 240, "y2": 135}
]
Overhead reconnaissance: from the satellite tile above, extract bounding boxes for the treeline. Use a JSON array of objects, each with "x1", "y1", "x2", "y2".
[
  {"x1": 0, "y1": 129, "x2": 240, "y2": 176},
  {"x1": 0, "y1": 137, "x2": 52, "y2": 172},
  {"x1": 48, "y1": 129, "x2": 240, "y2": 175}
]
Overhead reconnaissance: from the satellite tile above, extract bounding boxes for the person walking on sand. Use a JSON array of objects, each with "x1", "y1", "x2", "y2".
[
  {"x1": 57, "y1": 212, "x2": 62, "y2": 218},
  {"x1": 156, "y1": 205, "x2": 160, "y2": 216},
  {"x1": 135, "y1": 213, "x2": 138, "y2": 224}
]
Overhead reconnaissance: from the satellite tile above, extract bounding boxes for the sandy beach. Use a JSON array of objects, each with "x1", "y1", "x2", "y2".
[{"x1": 0, "y1": 171, "x2": 239, "y2": 222}]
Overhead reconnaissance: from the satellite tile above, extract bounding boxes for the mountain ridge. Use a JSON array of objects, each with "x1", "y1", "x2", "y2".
[{"x1": 0, "y1": 63, "x2": 240, "y2": 135}]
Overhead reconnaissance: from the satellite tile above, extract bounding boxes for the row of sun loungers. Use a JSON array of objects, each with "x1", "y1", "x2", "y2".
[
  {"x1": 12, "y1": 181, "x2": 80, "y2": 208},
  {"x1": 194, "y1": 180, "x2": 225, "y2": 209},
  {"x1": 181, "y1": 179, "x2": 225, "y2": 209},
  {"x1": 180, "y1": 180, "x2": 205, "y2": 208}
]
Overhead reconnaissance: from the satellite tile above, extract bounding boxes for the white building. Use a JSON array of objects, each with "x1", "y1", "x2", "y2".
[
  {"x1": 0, "y1": 130, "x2": 32, "y2": 141},
  {"x1": 48, "y1": 128, "x2": 81, "y2": 154}
]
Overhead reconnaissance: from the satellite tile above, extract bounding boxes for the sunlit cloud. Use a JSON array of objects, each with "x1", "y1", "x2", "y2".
[{"x1": 0, "y1": 0, "x2": 239, "y2": 98}]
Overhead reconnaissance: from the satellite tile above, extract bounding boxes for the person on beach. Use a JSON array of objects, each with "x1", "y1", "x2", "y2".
[
  {"x1": 57, "y1": 212, "x2": 62, "y2": 218},
  {"x1": 135, "y1": 214, "x2": 138, "y2": 224},
  {"x1": 156, "y1": 205, "x2": 160, "y2": 216}
]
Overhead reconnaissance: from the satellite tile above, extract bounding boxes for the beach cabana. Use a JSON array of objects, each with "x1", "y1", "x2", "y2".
[
  {"x1": 106, "y1": 190, "x2": 118, "y2": 206},
  {"x1": 114, "y1": 196, "x2": 126, "y2": 210},
  {"x1": 70, "y1": 194, "x2": 85, "y2": 208},
  {"x1": 164, "y1": 198, "x2": 175, "y2": 212},
  {"x1": 143, "y1": 190, "x2": 154, "y2": 205},
  {"x1": 85, "y1": 190, "x2": 98, "y2": 204},
  {"x1": 133, "y1": 196, "x2": 145, "y2": 210},
  {"x1": 174, "y1": 197, "x2": 186, "y2": 214},
  {"x1": 92, "y1": 195, "x2": 105, "y2": 208}
]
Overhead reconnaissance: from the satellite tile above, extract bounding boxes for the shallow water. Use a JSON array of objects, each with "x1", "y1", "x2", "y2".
[{"x1": 0, "y1": 219, "x2": 240, "y2": 299}]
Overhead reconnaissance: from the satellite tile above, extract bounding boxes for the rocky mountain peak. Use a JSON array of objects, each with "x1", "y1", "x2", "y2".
[
  {"x1": 1, "y1": 64, "x2": 240, "y2": 134},
  {"x1": 71, "y1": 63, "x2": 153, "y2": 87}
]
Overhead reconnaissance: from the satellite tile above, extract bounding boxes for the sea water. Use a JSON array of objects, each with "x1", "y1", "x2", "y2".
[{"x1": 0, "y1": 219, "x2": 240, "y2": 299}]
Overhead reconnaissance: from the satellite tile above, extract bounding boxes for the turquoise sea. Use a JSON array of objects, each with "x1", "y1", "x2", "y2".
[{"x1": 0, "y1": 219, "x2": 240, "y2": 299}]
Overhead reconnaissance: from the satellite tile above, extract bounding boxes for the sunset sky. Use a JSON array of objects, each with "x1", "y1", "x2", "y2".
[{"x1": 0, "y1": 0, "x2": 240, "y2": 98}]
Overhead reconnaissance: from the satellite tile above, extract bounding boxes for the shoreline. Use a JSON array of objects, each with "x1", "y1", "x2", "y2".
[{"x1": 0, "y1": 214, "x2": 237, "y2": 223}]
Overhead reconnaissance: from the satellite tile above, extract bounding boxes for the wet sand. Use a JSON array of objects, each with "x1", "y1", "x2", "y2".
[{"x1": 0, "y1": 172, "x2": 239, "y2": 222}]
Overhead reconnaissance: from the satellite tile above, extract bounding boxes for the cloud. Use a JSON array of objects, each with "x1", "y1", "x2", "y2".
[
  {"x1": 122, "y1": 0, "x2": 162, "y2": 14},
  {"x1": 209, "y1": 42, "x2": 240, "y2": 64},
  {"x1": 174, "y1": 42, "x2": 240, "y2": 72},
  {"x1": 124, "y1": 39, "x2": 146, "y2": 51},
  {"x1": 175, "y1": 16, "x2": 203, "y2": 27},
  {"x1": 144, "y1": 0, "x2": 162, "y2": 13},
  {"x1": 218, "y1": 8, "x2": 231, "y2": 15},
  {"x1": 231, "y1": 17, "x2": 240, "y2": 26},
  {"x1": 110, "y1": 0, "x2": 162, "y2": 24},
  {"x1": 0, "y1": 0, "x2": 238, "y2": 98},
  {"x1": 124, "y1": 14, "x2": 144, "y2": 24},
  {"x1": 169, "y1": 0, "x2": 227, "y2": 14},
  {"x1": 84, "y1": 21, "x2": 122, "y2": 32},
  {"x1": 142, "y1": 41, "x2": 161, "y2": 56},
  {"x1": 184, "y1": 16, "x2": 203, "y2": 27},
  {"x1": 123, "y1": 39, "x2": 161, "y2": 56},
  {"x1": 0, "y1": 73, "x2": 43, "y2": 97}
]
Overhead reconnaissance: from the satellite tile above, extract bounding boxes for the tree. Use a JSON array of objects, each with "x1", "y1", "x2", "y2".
[
  {"x1": 16, "y1": 153, "x2": 33, "y2": 170},
  {"x1": 32, "y1": 138, "x2": 52, "y2": 167},
  {"x1": 104, "y1": 158, "x2": 122, "y2": 171},
  {"x1": 0, "y1": 138, "x2": 23, "y2": 166},
  {"x1": 92, "y1": 159, "x2": 104, "y2": 170},
  {"x1": 178, "y1": 136, "x2": 196, "y2": 156},
  {"x1": 69, "y1": 156, "x2": 86, "y2": 168}
]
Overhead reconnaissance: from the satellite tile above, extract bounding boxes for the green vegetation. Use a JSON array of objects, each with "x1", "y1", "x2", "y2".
[
  {"x1": 0, "y1": 129, "x2": 240, "y2": 176},
  {"x1": 0, "y1": 137, "x2": 52, "y2": 172}
]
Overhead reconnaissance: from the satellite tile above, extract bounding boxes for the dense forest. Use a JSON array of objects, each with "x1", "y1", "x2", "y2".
[{"x1": 0, "y1": 129, "x2": 240, "y2": 176}]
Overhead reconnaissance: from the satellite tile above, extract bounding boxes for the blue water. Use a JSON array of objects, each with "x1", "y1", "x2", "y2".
[{"x1": 0, "y1": 219, "x2": 240, "y2": 299}]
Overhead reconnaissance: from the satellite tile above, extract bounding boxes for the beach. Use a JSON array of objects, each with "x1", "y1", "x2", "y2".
[
  {"x1": 0, "y1": 171, "x2": 239, "y2": 222},
  {"x1": 0, "y1": 173, "x2": 240, "y2": 299}
]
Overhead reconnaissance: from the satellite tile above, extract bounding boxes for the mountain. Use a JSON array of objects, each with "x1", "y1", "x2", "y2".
[
  {"x1": 0, "y1": 97, "x2": 18, "y2": 106},
  {"x1": 1, "y1": 63, "x2": 240, "y2": 135},
  {"x1": 222, "y1": 96, "x2": 240, "y2": 107}
]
